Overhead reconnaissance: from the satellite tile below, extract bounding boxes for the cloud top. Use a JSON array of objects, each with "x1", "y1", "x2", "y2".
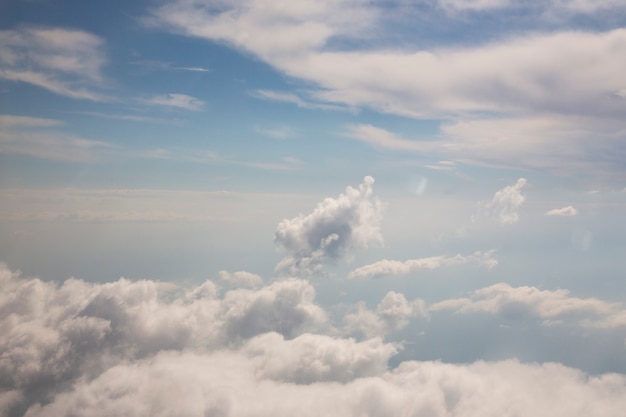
[{"x1": 275, "y1": 176, "x2": 383, "y2": 276}]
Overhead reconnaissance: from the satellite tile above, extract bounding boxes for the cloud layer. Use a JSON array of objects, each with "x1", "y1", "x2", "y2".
[{"x1": 3, "y1": 258, "x2": 626, "y2": 416}]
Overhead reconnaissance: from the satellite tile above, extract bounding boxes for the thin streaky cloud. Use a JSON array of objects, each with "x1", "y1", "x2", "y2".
[{"x1": 545, "y1": 206, "x2": 578, "y2": 216}]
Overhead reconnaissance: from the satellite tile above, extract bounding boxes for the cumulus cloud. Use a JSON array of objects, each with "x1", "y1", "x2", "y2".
[
  {"x1": 477, "y1": 178, "x2": 527, "y2": 224},
  {"x1": 244, "y1": 332, "x2": 397, "y2": 384},
  {"x1": 219, "y1": 270, "x2": 263, "y2": 288},
  {"x1": 546, "y1": 205, "x2": 578, "y2": 216},
  {"x1": 430, "y1": 282, "x2": 626, "y2": 328},
  {"x1": 3, "y1": 262, "x2": 626, "y2": 416},
  {"x1": 0, "y1": 27, "x2": 107, "y2": 101},
  {"x1": 21, "y1": 353, "x2": 626, "y2": 417},
  {"x1": 348, "y1": 250, "x2": 497, "y2": 279},
  {"x1": 0, "y1": 263, "x2": 329, "y2": 415},
  {"x1": 274, "y1": 176, "x2": 383, "y2": 276},
  {"x1": 344, "y1": 291, "x2": 427, "y2": 338}
]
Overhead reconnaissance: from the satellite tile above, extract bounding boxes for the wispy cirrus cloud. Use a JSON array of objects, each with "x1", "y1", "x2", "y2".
[
  {"x1": 0, "y1": 26, "x2": 109, "y2": 101},
  {"x1": 141, "y1": 93, "x2": 205, "y2": 111},
  {"x1": 150, "y1": 1, "x2": 626, "y2": 178},
  {"x1": 546, "y1": 205, "x2": 578, "y2": 216},
  {"x1": 343, "y1": 124, "x2": 436, "y2": 152},
  {"x1": 0, "y1": 114, "x2": 116, "y2": 163}
]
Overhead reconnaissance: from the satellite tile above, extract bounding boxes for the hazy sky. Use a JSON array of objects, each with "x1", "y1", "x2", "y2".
[{"x1": 2, "y1": 1, "x2": 626, "y2": 416}]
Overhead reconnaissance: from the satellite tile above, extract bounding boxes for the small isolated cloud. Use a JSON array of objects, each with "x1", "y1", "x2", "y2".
[
  {"x1": 479, "y1": 178, "x2": 527, "y2": 224},
  {"x1": 348, "y1": 250, "x2": 497, "y2": 279},
  {"x1": 546, "y1": 205, "x2": 578, "y2": 216},
  {"x1": 143, "y1": 93, "x2": 205, "y2": 111},
  {"x1": 275, "y1": 176, "x2": 383, "y2": 276},
  {"x1": 219, "y1": 270, "x2": 263, "y2": 288}
]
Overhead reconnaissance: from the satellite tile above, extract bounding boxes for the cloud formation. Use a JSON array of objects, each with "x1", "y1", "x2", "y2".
[
  {"x1": 0, "y1": 27, "x2": 107, "y2": 100},
  {"x1": 151, "y1": 1, "x2": 626, "y2": 176},
  {"x1": 430, "y1": 282, "x2": 626, "y2": 328},
  {"x1": 3, "y1": 258, "x2": 626, "y2": 416},
  {"x1": 348, "y1": 250, "x2": 497, "y2": 279},
  {"x1": 275, "y1": 176, "x2": 383, "y2": 276},
  {"x1": 344, "y1": 291, "x2": 427, "y2": 338},
  {"x1": 219, "y1": 270, "x2": 263, "y2": 288},
  {"x1": 478, "y1": 178, "x2": 527, "y2": 224},
  {"x1": 546, "y1": 205, "x2": 578, "y2": 216}
]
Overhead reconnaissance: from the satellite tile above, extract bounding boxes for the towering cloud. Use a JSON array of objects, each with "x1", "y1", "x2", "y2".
[{"x1": 275, "y1": 176, "x2": 383, "y2": 276}]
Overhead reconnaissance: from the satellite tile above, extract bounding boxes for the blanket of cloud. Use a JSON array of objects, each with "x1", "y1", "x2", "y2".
[
  {"x1": 3, "y1": 261, "x2": 626, "y2": 417},
  {"x1": 2, "y1": 177, "x2": 626, "y2": 416}
]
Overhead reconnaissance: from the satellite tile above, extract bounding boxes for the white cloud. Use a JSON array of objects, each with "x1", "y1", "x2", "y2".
[
  {"x1": 476, "y1": 178, "x2": 527, "y2": 224},
  {"x1": 275, "y1": 176, "x2": 383, "y2": 276},
  {"x1": 142, "y1": 93, "x2": 205, "y2": 111},
  {"x1": 3, "y1": 262, "x2": 626, "y2": 416},
  {"x1": 0, "y1": 123, "x2": 117, "y2": 163},
  {"x1": 21, "y1": 352, "x2": 626, "y2": 417},
  {"x1": 219, "y1": 270, "x2": 263, "y2": 288},
  {"x1": 437, "y1": 0, "x2": 513, "y2": 12},
  {"x1": 244, "y1": 332, "x2": 397, "y2": 384},
  {"x1": 348, "y1": 250, "x2": 497, "y2": 279},
  {"x1": 344, "y1": 124, "x2": 436, "y2": 152},
  {"x1": 151, "y1": 2, "x2": 626, "y2": 175},
  {"x1": 430, "y1": 282, "x2": 626, "y2": 328},
  {"x1": 344, "y1": 291, "x2": 427, "y2": 338},
  {"x1": 546, "y1": 205, "x2": 578, "y2": 216},
  {"x1": 0, "y1": 27, "x2": 108, "y2": 101}
]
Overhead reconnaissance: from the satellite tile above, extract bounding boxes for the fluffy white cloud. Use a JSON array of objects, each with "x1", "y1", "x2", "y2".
[
  {"x1": 0, "y1": 27, "x2": 107, "y2": 100},
  {"x1": 430, "y1": 282, "x2": 626, "y2": 328},
  {"x1": 477, "y1": 178, "x2": 527, "y2": 224},
  {"x1": 274, "y1": 176, "x2": 383, "y2": 276},
  {"x1": 348, "y1": 250, "x2": 497, "y2": 279},
  {"x1": 0, "y1": 263, "x2": 328, "y2": 415},
  {"x1": 344, "y1": 291, "x2": 427, "y2": 338},
  {"x1": 3, "y1": 262, "x2": 626, "y2": 416},
  {"x1": 219, "y1": 270, "x2": 263, "y2": 288},
  {"x1": 21, "y1": 353, "x2": 626, "y2": 417},
  {"x1": 546, "y1": 205, "x2": 578, "y2": 216},
  {"x1": 244, "y1": 332, "x2": 397, "y2": 384}
]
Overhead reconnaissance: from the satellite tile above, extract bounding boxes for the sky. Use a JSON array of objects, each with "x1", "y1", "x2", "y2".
[{"x1": 1, "y1": 0, "x2": 626, "y2": 416}]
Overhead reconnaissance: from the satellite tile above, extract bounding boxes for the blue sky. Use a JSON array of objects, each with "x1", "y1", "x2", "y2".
[{"x1": 2, "y1": 1, "x2": 626, "y2": 416}]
